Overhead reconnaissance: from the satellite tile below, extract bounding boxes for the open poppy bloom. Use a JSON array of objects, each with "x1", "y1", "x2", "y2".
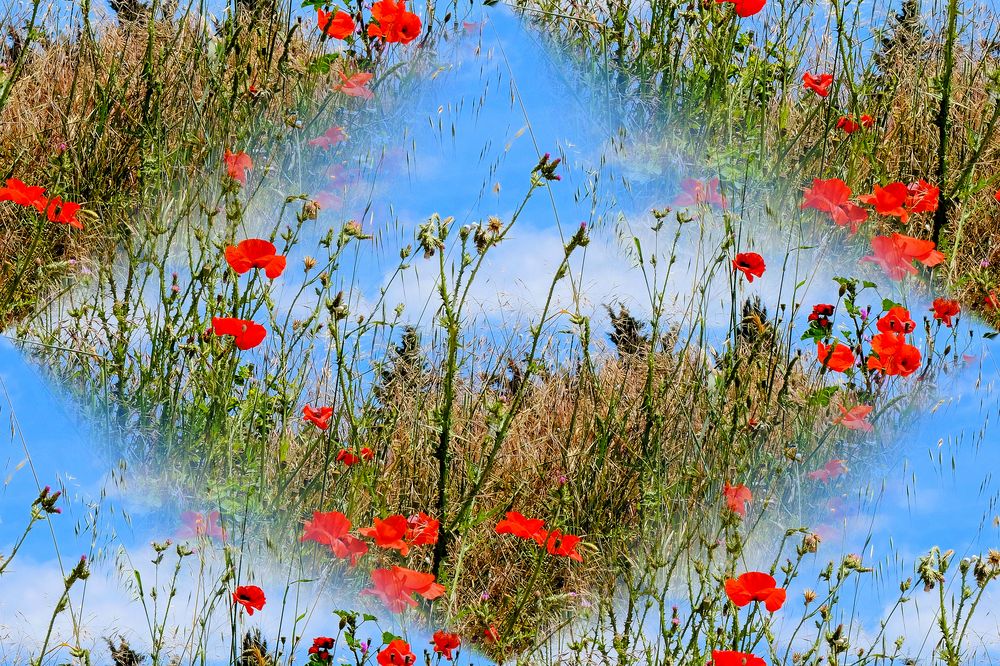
[
  {"x1": 309, "y1": 125, "x2": 348, "y2": 149},
  {"x1": 432, "y1": 630, "x2": 462, "y2": 660},
  {"x1": 361, "y1": 566, "x2": 445, "y2": 613},
  {"x1": 817, "y1": 340, "x2": 855, "y2": 373},
  {"x1": 861, "y1": 233, "x2": 945, "y2": 281},
  {"x1": 212, "y1": 317, "x2": 266, "y2": 350},
  {"x1": 542, "y1": 529, "x2": 584, "y2": 562},
  {"x1": 178, "y1": 510, "x2": 226, "y2": 540},
  {"x1": 836, "y1": 116, "x2": 860, "y2": 134},
  {"x1": 807, "y1": 458, "x2": 849, "y2": 482},
  {"x1": 41, "y1": 197, "x2": 84, "y2": 229},
  {"x1": 732, "y1": 252, "x2": 765, "y2": 283},
  {"x1": 835, "y1": 404, "x2": 873, "y2": 432},
  {"x1": 713, "y1": 0, "x2": 766, "y2": 17},
  {"x1": 712, "y1": 650, "x2": 766, "y2": 666},
  {"x1": 672, "y1": 177, "x2": 727, "y2": 208},
  {"x1": 367, "y1": 0, "x2": 422, "y2": 44},
  {"x1": 309, "y1": 637, "x2": 336, "y2": 662},
  {"x1": 223, "y1": 150, "x2": 253, "y2": 185},
  {"x1": 233, "y1": 585, "x2": 266, "y2": 615},
  {"x1": 858, "y1": 182, "x2": 910, "y2": 224},
  {"x1": 876, "y1": 306, "x2": 915, "y2": 334},
  {"x1": 866, "y1": 332, "x2": 921, "y2": 377},
  {"x1": 406, "y1": 512, "x2": 440, "y2": 547},
  {"x1": 359, "y1": 514, "x2": 411, "y2": 555},
  {"x1": 803, "y1": 72, "x2": 833, "y2": 97},
  {"x1": 317, "y1": 8, "x2": 356, "y2": 39},
  {"x1": 495, "y1": 511, "x2": 547, "y2": 543},
  {"x1": 335, "y1": 71, "x2": 375, "y2": 99},
  {"x1": 931, "y1": 298, "x2": 960, "y2": 327},
  {"x1": 724, "y1": 571, "x2": 786, "y2": 612},
  {"x1": 225, "y1": 238, "x2": 286, "y2": 279},
  {"x1": 337, "y1": 449, "x2": 361, "y2": 466},
  {"x1": 303, "y1": 405, "x2": 333, "y2": 430},
  {"x1": 800, "y1": 178, "x2": 867, "y2": 233},
  {"x1": 906, "y1": 179, "x2": 940, "y2": 214},
  {"x1": 0, "y1": 178, "x2": 47, "y2": 208},
  {"x1": 360, "y1": 446, "x2": 375, "y2": 461},
  {"x1": 301, "y1": 510, "x2": 369, "y2": 565},
  {"x1": 377, "y1": 639, "x2": 415, "y2": 666},
  {"x1": 723, "y1": 482, "x2": 752, "y2": 517}
]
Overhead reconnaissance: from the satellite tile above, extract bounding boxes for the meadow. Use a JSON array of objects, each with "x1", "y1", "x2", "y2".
[{"x1": 1, "y1": 0, "x2": 1000, "y2": 664}]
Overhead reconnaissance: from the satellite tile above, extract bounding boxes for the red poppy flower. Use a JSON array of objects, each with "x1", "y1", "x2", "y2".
[
  {"x1": 0, "y1": 178, "x2": 47, "y2": 208},
  {"x1": 858, "y1": 182, "x2": 909, "y2": 223},
  {"x1": 367, "y1": 0, "x2": 422, "y2": 44},
  {"x1": 483, "y1": 625, "x2": 500, "y2": 644},
  {"x1": 495, "y1": 511, "x2": 547, "y2": 544},
  {"x1": 41, "y1": 197, "x2": 84, "y2": 229},
  {"x1": 335, "y1": 71, "x2": 374, "y2": 99},
  {"x1": 337, "y1": 449, "x2": 361, "y2": 466},
  {"x1": 301, "y1": 510, "x2": 369, "y2": 565},
  {"x1": 542, "y1": 529, "x2": 584, "y2": 562},
  {"x1": 360, "y1": 446, "x2": 375, "y2": 461},
  {"x1": 406, "y1": 512, "x2": 440, "y2": 547},
  {"x1": 817, "y1": 341, "x2": 855, "y2": 373},
  {"x1": 308, "y1": 125, "x2": 348, "y2": 149},
  {"x1": 834, "y1": 404, "x2": 873, "y2": 432},
  {"x1": 836, "y1": 116, "x2": 860, "y2": 134},
  {"x1": 178, "y1": 510, "x2": 226, "y2": 540},
  {"x1": 713, "y1": 0, "x2": 766, "y2": 17},
  {"x1": 808, "y1": 303, "x2": 835, "y2": 330},
  {"x1": 723, "y1": 483, "x2": 752, "y2": 517},
  {"x1": 317, "y1": 8, "x2": 356, "y2": 39},
  {"x1": 712, "y1": 650, "x2": 767, "y2": 666},
  {"x1": 859, "y1": 114, "x2": 874, "y2": 128},
  {"x1": 377, "y1": 639, "x2": 415, "y2": 666},
  {"x1": 225, "y1": 238, "x2": 286, "y2": 279},
  {"x1": 876, "y1": 306, "x2": 915, "y2": 334},
  {"x1": 672, "y1": 177, "x2": 727, "y2": 208},
  {"x1": 906, "y1": 179, "x2": 939, "y2": 214},
  {"x1": 223, "y1": 150, "x2": 253, "y2": 185},
  {"x1": 986, "y1": 291, "x2": 1000, "y2": 311},
  {"x1": 803, "y1": 72, "x2": 833, "y2": 97},
  {"x1": 432, "y1": 631, "x2": 462, "y2": 660},
  {"x1": 724, "y1": 571, "x2": 786, "y2": 612},
  {"x1": 861, "y1": 234, "x2": 945, "y2": 281},
  {"x1": 800, "y1": 178, "x2": 868, "y2": 234},
  {"x1": 309, "y1": 636, "x2": 336, "y2": 662},
  {"x1": 866, "y1": 332, "x2": 921, "y2": 377},
  {"x1": 359, "y1": 514, "x2": 411, "y2": 555},
  {"x1": 732, "y1": 252, "x2": 765, "y2": 283},
  {"x1": 361, "y1": 566, "x2": 445, "y2": 613},
  {"x1": 303, "y1": 405, "x2": 333, "y2": 430},
  {"x1": 931, "y1": 298, "x2": 960, "y2": 327},
  {"x1": 212, "y1": 317, "x2": 266, "y2": 350},
  {"x1": 807, "y1": 458, "x2": 849, "y2": 482},
  {"x1": 233, "y1": 585, "x2": 266, "y2": 615}
]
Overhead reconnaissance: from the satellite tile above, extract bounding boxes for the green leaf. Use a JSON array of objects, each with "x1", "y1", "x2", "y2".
[
  {"x1": 382, "y1": 631, "x2": 402, "y2": 644},
  {"x1": 807, "y1": 385, "x2": 839, "y2": 407}
]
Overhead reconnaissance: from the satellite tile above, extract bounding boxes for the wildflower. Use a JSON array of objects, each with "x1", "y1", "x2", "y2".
[
  {"x1": 223, "y1": 150, "x2": 253, "y2": 185},
  {"x1": 377, "y1": 639, "x2": 415, "y2": 666},
  {"x1": 483, "y1": 625, "x2": 500, "y2": 644},
  {"x1": 808, "y1": 303, "x2": 835, "y2": 331},
  {"x1": 337, "y1": 449, "x2": 361, "y2": 466},
  {"x1": 858, "y1": 182, "x2": 910, "y2": 223},
  {"x1": 233, "y1": 585, "x2": 266, "y2": 615},
  {"x1": 178, "y1": 511, "x2": 226, "y2": 540},
  {"x1": 309, "y1": 636, "x2": 336, "y2": 662},
  {"x1": 542, "y1": 529, "x2": 584, "y2": 562},
  {"x1": 309, "y1": 125, "x2": 348, "y2": 149},
  {"x1": 301, "y1": 510, "x2": 369, "y2": 565},
  {"x1": 360, "y1": 446, "x2": 375, "y2": 461},
  {"x1": 211, "y1": 317, "x2": 266, "y2": 350},
  {"x1": 732, "y1": 252, "x2": 765, "y2": 283},
  {"x1": 723, "y1": 483, "x2": 752, "y2": 518},
  {"x1": 800, "y1": 178, "x2": 867, "y2": 234},
  {"x1": 835, "y1": 404, "x2": 873, "y2": 432},
  {"x1": 836, "y1": 116, "x2": 861, "y2": 134},
  {"x1": 303, "y1": 405, "x2": 333, "y2": 430},
  {"x1": 317, "y1": 8, "x2": 356, "y2": 39},
  {"x1": 807, "y1": 459, "x2": 849, "y2": 482},
  {"x1": 495, "y1": 511, "x2": 547, "y2": 543},
  {"x1": 367, "y1": 0, "x2": 422, "y2": 44},
  {"x1": 33, "y1": 485, "x2": 62, "y2": 514},
  {"x1": 712, "y1": 651, "x2": 766, "y2": 666},
  {"x1": 0, "y1": 178, "x2": 47, "y2": 208},
  {"x1": 876, "y1": 306, "x2": 915, "y2": 334},
  {"x1": 803, "y1": 72, "x2": 833, "y2": 97},
  {"x1": 861, "y1": 233, "x2": 945, "y2": 281},
  {"x1": 867, "y1": 332, "x2": 921, "y2": 377},
  {"x1": 532, "y1": 152, "x2": 562, "y2": 181},
  {"x1": 335, "y1": 71, "x2": 375, "y2": 100},
  {"x1": 672, "y1": 177, "x2": 727, "y2": 208},
  {"x1": 816, "y1": 340, "x2": 854, "y2": 373},
  {"x1": 359, "y1": 515, "x2": 411, "y2": 555},
  {"x1": 984, "y1": 291, "x2": 1000, "y2": 311},
  {"x1": 406, "y1": 512, "x2": 440, "y2": 547},
  {"x1": 41, "y1": 197, "x2": 84, "y2": 229},
  {"x1": 906, "y1": 179, "x2": 940, "y2": 214},
  {"x1": 431, "y1": 631, "x2": 462, "y2": 660},
  {"x1": 361, "y1": 566, "x2": 445, "y2": 613},
  {"x1": 224, "y1": 238, "x2": 287, "y2": 279},
  {"x1": 931, "y1": 298, "x2": 960, "y2": 327},
  {"x1": 724, "y1": 571, "x2": 787, "y2": 612},
  {"x1": 713, "y1": 0, "x2": 766, "y2": 17},
  {"x1": 860, "y1": 114, "x2": 874, "y2": 128}
]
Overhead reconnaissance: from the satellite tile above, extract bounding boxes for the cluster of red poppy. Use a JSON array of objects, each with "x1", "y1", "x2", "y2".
[
  {"x1": 209, "y1": 238, "x2": 288, "y2": 351},
  {"x1": 0, "y1": 177, "x2": 85, "y2": 229},
  {"x1": 494, "y1": 511, "x2": 585, "y2": 562},
  {"x1": 836, "y1": 114, "x2": 874, "y2": 134},
  {"x1": 816, "y1": 306, "x2": 923, "y2": 377},
  {"x1": 316, "y1": 0, "x2": 421, "y2": 44},
  {"x1": 300, "y1": 510, "x2": 440, "y2": 566},
  {"x1": 801, "y1": 177, "x2": 940, "y2": 237},
  {"x1": 708, "y1": 572, "x2": 787, "y2": 664}
]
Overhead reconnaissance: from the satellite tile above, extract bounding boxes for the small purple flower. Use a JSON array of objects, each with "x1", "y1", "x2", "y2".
[
  {"x1": 859, "y1": 307, "x2": 869, "y2": 320},
  {"x1": 981, "y1": 259, "x2": 990, "y2": 268}
]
